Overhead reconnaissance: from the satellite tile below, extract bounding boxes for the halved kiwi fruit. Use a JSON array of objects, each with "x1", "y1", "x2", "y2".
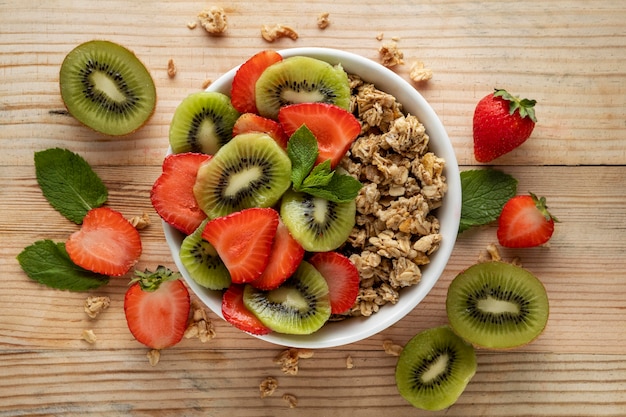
[
  {"x1": 169, "y1": 91, "x2": 240, "y2": 154},
  {"x1": 280, "y1": 189, "x2": 356, "y2": 252},
  {"x1": 179, "y1": 219, "x2": 231, "y2": 290},
  {"x1": 446, "y1": 261, "x2": 549, "y2": 350},
  {"x1": 59, "y1": 40, "x2": 156, "y2": 136},
  {"x1": 193, "y1": 132, "x2": 292, "y2": 219},
  {"x1": 395, "y1": 325, "x2": 477, "y2": 411},
  {"x1": 242, "y1": 261, "x2": 331, "y2": 335},
  {"x1": 255, "y1": 56, "x2": 351, "y2": 120}
]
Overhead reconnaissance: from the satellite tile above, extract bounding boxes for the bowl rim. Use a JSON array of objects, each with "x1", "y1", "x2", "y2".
[{"x1": 163, "y1": 47, "x2": 461, "y2": 349}]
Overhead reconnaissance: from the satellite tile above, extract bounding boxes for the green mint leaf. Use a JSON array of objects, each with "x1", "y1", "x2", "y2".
[
  {"x1": 34, "y1": 148, "x2": 108, "y2": 224},
  {"x1": 301, "y1": 173, "x2": 362, "y2": 203},
  {"x1": 459, "y1": 169, "x2": 518, "y2": 233},
  {"x1": 17, "y1": 240, "x2": 109, "y2": 291},
  {"x1": 287, "y1": 126, "x2": 318, "y2": 189},
  {"x1": 302, "y1": 159, "x2": 334, "y2": 188}
]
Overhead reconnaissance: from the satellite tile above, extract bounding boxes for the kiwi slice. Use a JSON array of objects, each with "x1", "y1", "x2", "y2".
[
  {"x1": 59, "y1": 40, "x2": 156, "y2": 136},
  {"x1": 180, "y1": 219, "x2": 231, "y2": 290},
  {"x1": 169, "y1": 91, "x2": 240, "y2": 154},
  {"x1": 446, "y1": 261, "x2": 549, "y2": 350},
  {"x1": 280, "y1": 189, "x2": 356, "y2": 252},
  {"x1": 395, "y1": 325, "x2": 477, "y2": 411},
  {"x1": 255, "y1": 56, "x2": 351, "y2": 119},
  {"x1": 243, "y1": 261, "x2": 331, "y2": 335},
  {"x1": 193, "y1": 132, "x2": 292, "y2": 219}
]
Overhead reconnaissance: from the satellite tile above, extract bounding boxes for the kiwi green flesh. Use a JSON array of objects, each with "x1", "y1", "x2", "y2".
[
  {"x1": 280, "y1": 189, "x2": 356, "y2": 252},
  {"x1": 446, "y1": 261, "x2": 549, "y2": 350},
  {"x1": 395, "y1": 325, "x2": 477, "y2": 411},
  {"x1": 243, "y1": 261, "x2": 331, "y2": 335},
  {"x1": 180, "y1": 219, "x2": 231, "y2": 290},
  {"x1": 59, "y1": 40, "x2": 156, "y2": 136},
  {"x1": 193, "y1": 133, "x2": 292, "y2": 219},
  {"x1": 169, "y1": 91, "x2": 240, "y2": 155},
  {"x1": 255, "y1": 56, "x2": 351, "y2": 120}
]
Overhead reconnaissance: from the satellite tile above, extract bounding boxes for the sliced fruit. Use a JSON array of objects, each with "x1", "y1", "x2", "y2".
[
  {"x1": 446, "y1": 261, "x2": 550, "y2": 350},
  {"x1": 232, "y1": 113, "x2": 289, "y2": 148},
  {"x1": 193, "y1": 132, "x2": 292, "y2": 219},
  {"x1": 222, "y1": 284, "x2": 272, "y2": 335},
  {"x1": 169, "y1": 91, "x2": 240, "y2": 155},
  {"x1": 65, "y1": 207, "x2": 142, "y2": 276},
  {"x1": 251, "y1": 220, "x2": 305, "y2": 290},
  {"x1": 279, "y1": 102, "x2": 361, "y2": 168},
  {"x1": 151, "y1": 152, "x2": 210, "y2": 235},
  {"x1": 201, "y1": 207, "x2": 279, "y2": 284},
  {"x1": 123, "y1": 266, "x2": 190, "y2": 350},
  {"x1": 395, "y1": 325, "x2": 477, "y2": 411},
  {"x1": 255, "y1": 56, "x2": 351, "y2": 120},
  {"x1": 308, "y1": 251, "x2": 360, "y2": 314},
  {"x1": 230, "y1": 50, "x2": 283, "y2": 114},
  {"x1": 59, "y1": 40, "x2": 156, "y2": 136},
  {"x1": 243, "y1": 261, "x2": 331, "y2": 335},
  {"x1": 497, "y1": 192, "x2": 558, "y2": 248},
  {"x1": 180, "y1": 219, "x2": 231, "y2": 290},
  {"x1": 280, "y1": 189, "x2": 356, "y2": 252}
]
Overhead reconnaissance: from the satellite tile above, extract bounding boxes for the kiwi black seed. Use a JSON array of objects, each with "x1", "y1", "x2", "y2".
[
  {"x1": 280, "y1": 189, "x2": 356, "y2": 252},
  {"x1": 179, "y1": 219, "x2": 231, "y2": 290},
  {"x1": 242, "y1": 261, "x2": 331, "y2": 335},
  {"x1": 395, "y1": 325, "x2": 477, "y2": 411},
  {"x1": 169, "y1": 91, "x2": 240, "y2": 155},
  {"x1": 255, "y1": 56, "x2": 351, "y2": 120},
  {"x1": 446, "y1": 261, "x2": 550, "y2": 350},
  {"x1": 193, "y1": 132, "x2": 292, "y2": 219},
  {"x1": 59, "y1": 40, "x2": 156, "y2": 136}
]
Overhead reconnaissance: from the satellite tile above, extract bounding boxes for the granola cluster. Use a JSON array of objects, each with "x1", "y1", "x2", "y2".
[{"x1": 339, "y1": 75, "x2": 447, "y2": 317}]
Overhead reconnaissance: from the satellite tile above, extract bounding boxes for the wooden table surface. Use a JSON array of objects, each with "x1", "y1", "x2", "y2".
[{"x1": 1, "y1": 1, "x2": 625, "y2": 416}]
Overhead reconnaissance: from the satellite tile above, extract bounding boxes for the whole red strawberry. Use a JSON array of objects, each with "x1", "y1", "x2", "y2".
[
  {"x1": 497, "y1": 193, "x2": 559, "y2": 248},
  {"x1": 473, "y1": 88, "x2": 537, "y2": 162}
]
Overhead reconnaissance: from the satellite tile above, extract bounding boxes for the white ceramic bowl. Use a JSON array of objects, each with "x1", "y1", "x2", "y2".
[{"x1": 163, "y1": 47, "x2": 461, "y2": 349}]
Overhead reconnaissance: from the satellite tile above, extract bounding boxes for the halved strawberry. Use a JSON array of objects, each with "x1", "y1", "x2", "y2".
[
  {"x1": 124, "y1": 266, "x2": 191, "y2": 349},
  {"x1": 66, "y1": 207, "x2": 142, "y2": 276},
  {"x1": 278, "y1": 102, "x2": 361, "y2": 168},
  {"x1": 232, "y1": 113, "x2": 289, "y2": 148},
  {"x1": 251, "y1": 220, "x2": 305, "y2": 290},
  {"x1": 230, "y1": 50, "x2": 283, "y2": 114},
  {"x1": 151, "y1": 152, "x2": 210, "y2": 235},
  {"x1": 201, "y1": 207, "x2": 279, "y2": 283},
  {"x1": 497, "y1": 192, "x2": 559, "y2": 248},
  {"x1": 308, "y1": 251, "x2": 360, "y2": 314},
  {"x1": 222, "y1": 284, "x2": 271, "y2": 335}
]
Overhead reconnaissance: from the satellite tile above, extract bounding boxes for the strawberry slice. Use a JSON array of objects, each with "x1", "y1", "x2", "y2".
[
  {"x1": 201, "y1": 207, "x2": 279, "y2": 283},
  {"x1": 230, "y1": 50, "x2": 283, "y2": 114},
  {"x1": 66, "y1": 207, "x2": 142, "y2": 276},
  {"x1": 497, "y1": 192, "x2": 559, "y2": 248},
  {"x1": 232, "y1": 113, "x2": 289, "y2": 148},
  {"x1": 278, "y1": 102, "x2": 361, "y2": 168},
  {"x1": 251, "y1": 220, "x2": 305, "y2": 290},
  {"x1": 222, "y1": 284, "x2": 271, "y2": 335},
  {"x1": 308, "y1": 251, "x2": 360, "y2": 314},
  {"x1": 151, "y1": 152, "x2": 210, "y2": 235},
  {"x1": 124, "y1": 266, "x2": 191, "y2": 349}
]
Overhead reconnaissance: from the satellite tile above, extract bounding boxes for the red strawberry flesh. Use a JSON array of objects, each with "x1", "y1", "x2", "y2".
[
  {"x1": 497, "y1": 193, "x2": 557, "y2": 248},
  {"x1": 232, "y1": 113, "x2": 289, "y2": 148},
  {"x1": 309, "y1": 251, "x2": 360, "y2": 314},
  {"x1": 222, "y1": 284, "x2": 271, "y2": 335},
  {"x1": 230, "y1": 50, "x2": 283, "y2": 114}
]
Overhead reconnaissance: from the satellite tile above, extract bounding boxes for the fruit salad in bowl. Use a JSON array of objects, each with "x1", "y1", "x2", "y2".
[{"x1": 156, "y1": 47, "x2": 461, "y2": 348}]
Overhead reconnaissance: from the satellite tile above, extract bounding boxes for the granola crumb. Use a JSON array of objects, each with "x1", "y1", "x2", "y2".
[
  {"x1": 274, "y1": 348, "x2": 313, "y2": 375},
  {"x1": 259, "y1": 376, "x2": 279, "y2": 398},
  {"x1": 201, "y1": 78, "x2": 213, "y2": 89},
  {"x1": 184, "y1": 301, "x2": 216, "y2": 343},
  {"x1": 130, "y1": 212, "x2": 151, "y2": 230},
  {"x1": 378, "y1": 42, "x2": 404, "y2": 67},
  {"x1": 346, "y1": 355, "x2": 354, "y2": 369},
  {"x1": 317, "y1": 12, "x2": 330, "y2": 29},
  {"x1": 261, "y1": 24, "x2": 299, "y2": 42},
  {"x1": 391, "y1": 36, "x2": 401, "y2": 41},
  {"x1": 486, "y1": 243, "x2": 502, "y2": 261},
  {"x1": 167, "y1": 59, "x2": 177, "y2": 78},
  {"x1": 84, "y1": 296, "x2": 110, "y2": 319},
  {"x1": 409, "y1": 60, "x2": 433, "y2": 83},
  {"x1": 282, "y1": 393, "x2": 298, "y2": 408},
  {"x1": 376, "y1": 32, "x2": 384, "y2": 41},
  {"x1": 198, "y1": 6, "x2": 227, "y2": 35},
  {"x1": 382, "y1": 339, "x2": 403, "y2": 356},
  {"x1": 81, "y1": 329, "x2": 97, "y2": 344},
  {"x1": 147, "y1": 349, "x2": 160, "y2": 366},
  {"x1": 187, "y1": 21, "x2": 197, "y2": 30}
]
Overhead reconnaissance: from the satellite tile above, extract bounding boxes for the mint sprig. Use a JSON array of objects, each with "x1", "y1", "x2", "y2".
[{"x1": 287, "y1": 125, "x2": 361, "y2": 203}]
